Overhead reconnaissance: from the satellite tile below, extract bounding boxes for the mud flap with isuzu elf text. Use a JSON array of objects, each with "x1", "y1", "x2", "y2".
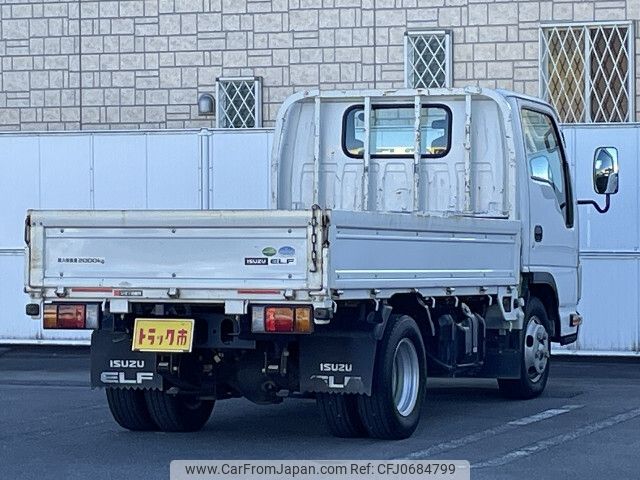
[
  {"x1": 90, "y1": 330, "x2": 163, "y2": 390},
  {"x1": 299, "y1": 333, "x2": 378, "y2": 395}
]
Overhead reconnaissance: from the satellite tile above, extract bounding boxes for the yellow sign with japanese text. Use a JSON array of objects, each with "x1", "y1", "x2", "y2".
[{"x1": 132, "y1": 318, "x2": 195, "y2": 353}]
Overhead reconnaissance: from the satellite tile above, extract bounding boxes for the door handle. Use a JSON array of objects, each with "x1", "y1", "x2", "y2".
[{"x1": 534, "y1": 225, "x2": 543, "y2": 242}]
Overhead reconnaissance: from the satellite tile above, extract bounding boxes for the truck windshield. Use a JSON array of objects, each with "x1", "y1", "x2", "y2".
[{"x1": 343, "y1": 104, "x2": 451, "y2": 158}]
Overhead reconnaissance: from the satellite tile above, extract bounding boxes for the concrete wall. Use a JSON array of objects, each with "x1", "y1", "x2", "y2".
[{"x1": 0, "y1": 0, "x2": 639, "y2": 131}]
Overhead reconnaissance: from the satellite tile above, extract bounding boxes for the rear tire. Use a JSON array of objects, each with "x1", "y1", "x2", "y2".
[
  {"x1": 144, "y1": 390, "x2": 214, "y2": 432},
  {"x1": 357, "y1": 314, "x2": 427, "y2": 440},
  {"x1": 317, "y1": 393, "x2": 366, "y2": 438},
  {"x1": 106, "y1": 388, "x2": 157, "y2": 431},
  {"x1": 498, "y1": 296, "x2": 551, "y2": 399}
]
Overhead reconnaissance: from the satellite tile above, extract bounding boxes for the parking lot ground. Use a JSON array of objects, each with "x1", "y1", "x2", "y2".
[{"x1": 0, "y1": 347, "x2": 638, "y2": 480}]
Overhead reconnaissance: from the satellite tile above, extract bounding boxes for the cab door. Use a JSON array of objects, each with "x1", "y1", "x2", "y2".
[{"x1": 518, "y1": 102, "x2": 579, "y2": 336}]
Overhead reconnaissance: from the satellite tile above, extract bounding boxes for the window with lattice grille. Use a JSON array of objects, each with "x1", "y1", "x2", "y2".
[
  {"x1": 540, "y1": 23, "x2": 634, "y2": 123},
  {"x1": 405, "y1": 31, "x2": 452, "y2": 89},
  {"x1": 215, "y1": 77, "x2": 262, "y2": 128}
]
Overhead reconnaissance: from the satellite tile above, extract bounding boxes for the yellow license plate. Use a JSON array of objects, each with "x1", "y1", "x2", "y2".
[{"x1": 132, "y1": 318, "x2": 195, "y2": 353}]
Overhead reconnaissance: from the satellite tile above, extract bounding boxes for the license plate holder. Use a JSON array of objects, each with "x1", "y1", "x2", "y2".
[{"x1": 132, "y1": 318, "x2": 195, "y2": 353}]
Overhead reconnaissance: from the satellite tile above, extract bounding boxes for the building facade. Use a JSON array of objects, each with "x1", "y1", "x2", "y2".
[{"x1": 0, "y1": 0, "x2": 638, "y2": 130}]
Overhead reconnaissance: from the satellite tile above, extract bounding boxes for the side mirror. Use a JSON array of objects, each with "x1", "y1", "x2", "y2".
[
  {"x1": 530, "y1": 154, "x2": 553, "y2": 186},
  {"x1": 593, "y1": 147, "x2": 619, "y2": 195},
  {"x1": 578, "y1": 146, "x2": 619, "y2": 214}
]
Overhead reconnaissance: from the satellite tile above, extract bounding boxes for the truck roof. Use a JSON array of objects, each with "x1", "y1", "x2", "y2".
[
  {"x1": 275, "y1": 87, "x2": 552, "y2": 116},
  {"x1": 495, "y1": 88, "x2": 554, "y2": 109}
]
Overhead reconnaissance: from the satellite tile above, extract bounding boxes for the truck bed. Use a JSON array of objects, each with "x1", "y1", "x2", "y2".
[
  {"x1": 327, "y1": 211, "x2": 520, "y2": 298},
  {"x1": 26, "y1": 209, "x2": 521, "y2": 306}
]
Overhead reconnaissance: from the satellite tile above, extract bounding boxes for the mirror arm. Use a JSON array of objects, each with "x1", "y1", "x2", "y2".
[{"x1": 577, "y1": 194, "x2": 611, "y2": 214}]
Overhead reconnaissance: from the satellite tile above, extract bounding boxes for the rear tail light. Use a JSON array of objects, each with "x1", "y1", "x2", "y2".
[
  {"x1": 265, "y1": 307, "x2": 294, "y2": 332},
  {"x1": 252, "y1": 305, "x2": 313, "y2": 334},
  {"x1": 294, "y1": 307, "x2": 312, "y2": 333},
  {"x1": 43, "y1": 304, "x2": 99, "y2": 329}
]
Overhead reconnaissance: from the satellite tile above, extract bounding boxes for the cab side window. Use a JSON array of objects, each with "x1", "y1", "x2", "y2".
[{"x1": 521, "y1": 108, "x2": 574, "y2": 227}]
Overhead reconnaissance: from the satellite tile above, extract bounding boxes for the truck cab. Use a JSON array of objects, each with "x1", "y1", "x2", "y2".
[
  {"x1": 25, "y1": 88, "x2": 618, "y2": 439},
  {"x1": 515, "y1": 96, "x2": 580, "y2": 345}
]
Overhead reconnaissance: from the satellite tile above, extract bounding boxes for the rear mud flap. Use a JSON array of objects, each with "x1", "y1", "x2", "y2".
[
  {"x1": 299, "y1": 333, "x2": 377, "y2": 395},
  {"x1": 90, "y1": 330, "x2": 163, "y2": 390}
]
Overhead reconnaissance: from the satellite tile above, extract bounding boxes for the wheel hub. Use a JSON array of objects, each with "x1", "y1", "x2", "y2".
[
  {"x1": 524, "y1": 316, "x2": 549, "y2": 383},
  {"x1": 392, "y1": 338, "x2": 420, "y2": 417}
]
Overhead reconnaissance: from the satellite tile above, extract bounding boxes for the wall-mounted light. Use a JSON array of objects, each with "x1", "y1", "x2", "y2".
[{"x1": 197, "y1": 93, "x2": 215, "y2": 116}]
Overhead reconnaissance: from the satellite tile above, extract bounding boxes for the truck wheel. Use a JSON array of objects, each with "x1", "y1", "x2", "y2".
[
  {"x1": 316, "y1": 393, "x2": 366, "y2": 438},
  {"x1": 357, "y1": 314, "x2": 426, "y2": 440},
  {"x1": 106, "y1": 388, "x2": 157, "y2": 431},
  {"x1": 144, "y1": 390, "x2": 214, "y2": 432},
  {"x1": 498, "y1": 297, "x2": 551, "y2": 399}
]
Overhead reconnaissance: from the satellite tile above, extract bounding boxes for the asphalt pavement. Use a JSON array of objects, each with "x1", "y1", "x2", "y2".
[{"x1": 0, "y1": 347, "x2": 638, "y2": 480}]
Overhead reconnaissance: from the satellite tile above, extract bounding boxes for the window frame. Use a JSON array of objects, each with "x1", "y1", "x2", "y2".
[
  {"x1": 215, "y1": 76, "x2": 262, "y2": 129},
  {"x1": 539, "y1": 21, "x2": 635, "y2": 124},
  {"x1": 404, "y1": 30, "x2": 453, "y2": 89},
  {"x1": 341, "y1": 103, "x2": 453, "y2": 160},
  {"x1": 521, "y1": 107, "x2": 575, "y2": 228}
]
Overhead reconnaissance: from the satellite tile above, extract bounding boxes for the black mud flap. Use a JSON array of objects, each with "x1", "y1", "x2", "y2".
[
  {"x1": 90, "y1": 330, "x2": 163, "y2": 390},
  {"x1": 299, "y1": 332, "x2": 377, "y2": 395}
]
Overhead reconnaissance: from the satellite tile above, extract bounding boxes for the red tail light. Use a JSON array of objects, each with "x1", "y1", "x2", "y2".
[
  {"x1": 253, "y1": 306, "x2": 313, "y2": 333},
  {"x1": 265, "y1": 307, "x2": 295, "y2": 332},
  {"x1": 57, "y1": 305, "x2": 86, "y2": 328},
  {"x1": 43, "y1": 304, "x2": 99, "y2": 329}
]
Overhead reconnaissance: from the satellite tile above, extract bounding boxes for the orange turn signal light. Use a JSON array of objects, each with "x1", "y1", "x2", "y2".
[{"x1": 294, "y1": 307, "x2": 312, "y2": 333}]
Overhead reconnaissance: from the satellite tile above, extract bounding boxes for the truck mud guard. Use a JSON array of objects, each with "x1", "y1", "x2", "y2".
[
  {"x1": 299, "y1": 332, "x2": 377, "y2": 396},
  {"x1": 90, "y1": 330, "x2": 163, "y2": 390}
]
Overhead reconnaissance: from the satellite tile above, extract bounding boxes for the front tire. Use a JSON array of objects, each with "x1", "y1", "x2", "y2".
[
  {"x1": 144, "y1": 390, "x2": 214, "y2": 432},
  {"x1": 357, "y1": 314, "x2": 427, "y2": 439},
  {"x1": 498, "y1": 296, "x2": 551, "y2": 399},
  {"x1": 106, "y1": 388, "x2": 157, "y2": 431}
]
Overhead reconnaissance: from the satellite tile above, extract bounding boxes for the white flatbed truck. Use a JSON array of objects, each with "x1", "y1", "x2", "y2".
[{"x1": 24, "y1": 87, "x2": 618, "y2": 439}]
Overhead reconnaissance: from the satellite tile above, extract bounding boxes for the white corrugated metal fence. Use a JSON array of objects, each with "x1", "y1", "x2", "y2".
[
  {"x1": 1, "y1": 125, "x2": 639, "y2": 354},
  {"x1": 0, "y1": 129, "x2": 272, "y2": 343}
]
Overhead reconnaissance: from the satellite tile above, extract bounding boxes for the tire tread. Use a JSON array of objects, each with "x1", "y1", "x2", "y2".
[
  {"x1": 316, "y1": 393, "x2": 366, "y2": 438},
  {"x1": 498, "y1": 297, "x2": 551, "y2": 400},
  {"x1": 357, "y1": 315, "x2": 426, "y2": 440},
  {"x1": 144, "y1": 390, "x2": 214, "y2": 432},
  {"x1": 106, "y1": 388, "x2": 157, "y2": 431}
]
